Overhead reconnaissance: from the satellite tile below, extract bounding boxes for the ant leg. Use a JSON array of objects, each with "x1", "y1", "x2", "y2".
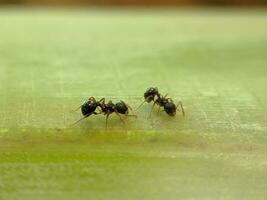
[
  {"x1": 164, "y1": 94, "x2": 168, "y2": 98},
  {"x1": 89, "y1": 97, "x2": 96, "y2": 101},
  {"x1": 94, "y1": 111, "x2": 102, "y2": 115},
  {"x1": 97, "y1": 98, "x2": 105, "y2": 113},
  {"x1": 177, "y1": 101, "x2": 185, "y2": 117},
  {"x1": 98, "y1": 97, "x2": 105, "y2": 104},
  {"x1": 166, "y1": 98, "x2": 173, "y2": 103},
  {"x1": 155, "y1": 87, "x2": 160, "y2": 98},
  {"x1": 125, "y1": 102, "x2": 133, "y2": 112},
  {"x1": 123, "y1": 101, "x2": 137, "y2": 115},
  {"x1": 71, "y1": 113, "x2": 92, "y2": 127},
  {"x1": 97, "y1": 98, "x2": 105, "y2": 109},
  {"x1": 148, "y1": 102, "x2": 156, "y2": 118},
  {"x1": 136, "y1": 100, "x2": 146, "y2": 111},
  {"x1": 105, "y1": 113, "x2": 110, "y2": 129},
  {"x1": 115, "y1": 112, "x2": 125, "y2": 125},
  {"x1": 157, "y1": 106, "x2": 161, "y2": 113}
]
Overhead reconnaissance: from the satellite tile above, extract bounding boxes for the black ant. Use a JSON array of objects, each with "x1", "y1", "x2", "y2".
[
  {"x1": 137, "y1": 87, "x2": 185, "y2": 117},
  {"x1": 72, "y1": 97, "x2": 136, "y2": 128},
  {"x1": 97, "y1": 98, "x2": 137, "y2": 128}
]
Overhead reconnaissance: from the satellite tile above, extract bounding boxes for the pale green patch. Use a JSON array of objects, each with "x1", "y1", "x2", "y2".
[{"x1": 0, "y1": 8, "x2": 267, "y2": 200}]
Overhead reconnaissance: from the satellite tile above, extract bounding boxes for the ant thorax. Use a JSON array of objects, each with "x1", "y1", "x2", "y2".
[
  {"x1": 155, "y1": 96, "x2": 168, "y2": 107},
  {"x1": 101, "y1": 101, "x2": 115, "y2": 113}
]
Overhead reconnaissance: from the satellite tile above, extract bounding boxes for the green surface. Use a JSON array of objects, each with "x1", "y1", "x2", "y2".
[{"x1": 0, "y1": 8, "x2": 267, "y2": 200}]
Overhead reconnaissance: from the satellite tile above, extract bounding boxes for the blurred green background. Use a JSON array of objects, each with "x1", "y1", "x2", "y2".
[
  {"x1": 0, "y1": 1, "x2": 267, "y2": 200},
  {"x1": 0, "y1": 0, "x2": 266, "y2": 6}
]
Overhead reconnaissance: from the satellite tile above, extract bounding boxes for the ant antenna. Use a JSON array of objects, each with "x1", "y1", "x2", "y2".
[
  {"x1": 70, "y1": 114, "x2": 91, "y2": 127},
  {"x1": 71, "y1": 100, "x2": 87, "y2": 112},
  {"x1": 148, "y1": 102, "x2": 156, "y2": 118},
  {"x1": 115, "y1": 112, "x2": 125, "y2": 125},
  {"x1": 123, "y1": 101, "x2": 137, "y2": 116},
  {"x1": 71, "y1": 105, "x2": 82, "y2": 112},
  {"x1": 136, "y1": 100, "x2": 146, "y2": 111},
  {"x1": 177, "y1": 101, "x2": 185, "y2": 117}
]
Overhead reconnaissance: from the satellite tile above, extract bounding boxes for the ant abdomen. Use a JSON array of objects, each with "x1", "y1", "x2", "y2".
[
  {"x1": 164, "y1": 102, "x2": 177, "y2": 116},
  {"x1": 115, "y1": 101, "x2": 129, "y2": 115}
]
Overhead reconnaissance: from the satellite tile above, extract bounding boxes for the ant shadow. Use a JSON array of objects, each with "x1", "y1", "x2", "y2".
[
  {"x1": 68, "y1": 114, "x2": 138, "y2": 134},
  {"x1": 140, "y1": 106, "x2": 187, "y2": 132}
]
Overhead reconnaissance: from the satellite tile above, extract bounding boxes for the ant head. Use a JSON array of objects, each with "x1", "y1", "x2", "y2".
[
  {"x1": 144, "y1": 87, "x2": 159, "y2": 102},
  {"x1": 155, "y1": 96, "x2": 168, "y2": 106},
  {"x1": 81, "y1": 98, "x2": 97, "y2": 116}
]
